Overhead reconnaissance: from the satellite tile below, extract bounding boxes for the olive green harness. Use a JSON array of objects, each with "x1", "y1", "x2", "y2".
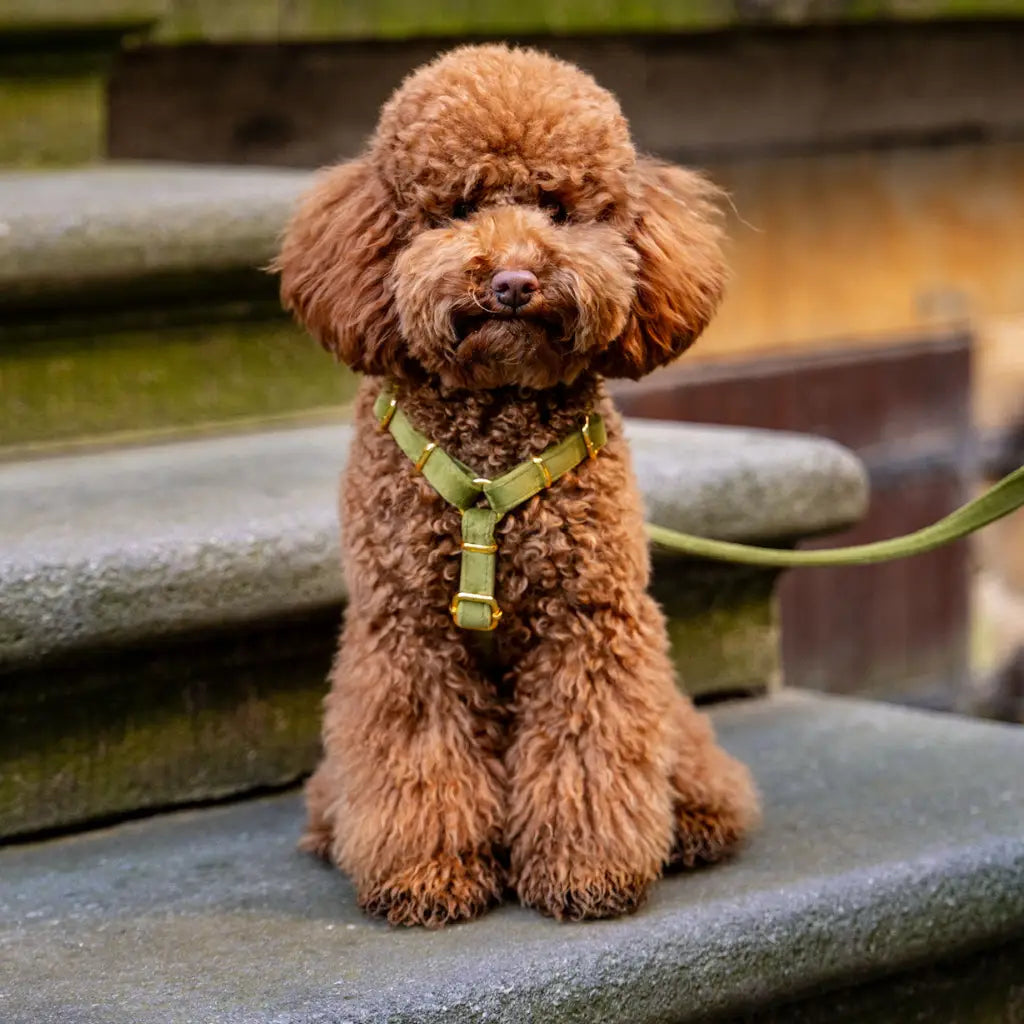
[
  {"x1": 374, "y1": 387, "x2": 1024, "y2": 632},
  {"x1": 373, "y1": 387, "x2": 605, "y2": 631}
]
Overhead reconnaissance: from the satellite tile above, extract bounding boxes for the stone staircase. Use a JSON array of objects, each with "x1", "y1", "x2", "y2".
[
  {"x1": 2, "y1": 10, "x2": 1024, "y2": 1021},
  {"x1": 3, "y1": 167, "x2": 1023, "y2": 1022},
  {"x1": 0, "y1": 388, "x2": 865, "y2": 837}
]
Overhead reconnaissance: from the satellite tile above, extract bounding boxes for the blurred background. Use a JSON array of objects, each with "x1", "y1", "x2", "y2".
[{"x1": 3, "y1": 0, "x2": 1023, "y2": 719}]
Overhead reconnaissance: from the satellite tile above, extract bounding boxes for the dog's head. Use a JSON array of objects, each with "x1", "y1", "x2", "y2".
[{"x1": 277, "y1": 44, "x2": 726, "y2": 389}]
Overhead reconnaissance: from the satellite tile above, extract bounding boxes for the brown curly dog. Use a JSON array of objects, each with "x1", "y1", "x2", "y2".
[{"x1": 275, "y1": 43, "x2": 759, "y2": 927}]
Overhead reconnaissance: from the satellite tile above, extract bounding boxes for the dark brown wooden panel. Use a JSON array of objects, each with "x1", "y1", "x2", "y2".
[
  {"x1": 107, "y1": 23, "x2": 1024, "y2": 167},
  {"x1": 613, "y1": 332, "x2": 973, "y2": 707}
]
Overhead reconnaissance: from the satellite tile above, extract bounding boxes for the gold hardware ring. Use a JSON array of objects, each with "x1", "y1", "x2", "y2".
[
  {"x1": 461, "y1": 540, "x2": 498, "y2": 554},
  {"x1": 377, "y1": 396, "x2": 397, "y2": 432},
  {"x1": 581, "y1": 414, "x2": 598, "y2": 460},
  {"x1": 414, "y1": 442, "x2": 437, "y2": 473},
  {"x1": 450, "y1": 592, "x2": 503, "y2": 631},
  {"x1": 531, "y1": 456, "x2": 553, "y2": 489}
]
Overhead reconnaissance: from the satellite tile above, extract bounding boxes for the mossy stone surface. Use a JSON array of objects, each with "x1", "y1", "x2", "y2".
[
  {"x1": 0, "y1": 165, "x2": 339, "y2": 448},
  {"x1": 151, "y1": 0, "x2": 1024, "y2": 41},
  {"x1": 0, "y1": 614, "x2": 334, "y2": 837},
  {"x1": 655, "y1": 565, "x2": 781, "y2": 698},
  {"x1": 0, "y1": 68, "x2": 105, "y2": 167},
  {"x1": 0, "y1": 0, "x2": 164, "y2": 33},
  {"x1": 0, "y1": 314, "x2": 356, "y2": 451}
]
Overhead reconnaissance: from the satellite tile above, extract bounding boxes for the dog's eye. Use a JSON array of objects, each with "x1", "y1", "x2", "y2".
[
  {"x1": 539, "y1": 193, "x2": 569, "y2": 225},
  {"x1": 451, "y1": 199, "x2": 476, "y2": 220}
]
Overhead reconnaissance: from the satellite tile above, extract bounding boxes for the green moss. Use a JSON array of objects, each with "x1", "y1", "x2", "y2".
[
  {"x1": 0, "y1": 615, "x2": 337, "y2": 838},
  {"x1": 653, "y1": 563, "x2": 781, "y2": 698},
  {"x1": 0, "y1": 69, "x2": 104, "y2": 166},
  {"x1": 0, "y1": 0, "x2": 162, "y2": 34},
  {"x1": 153, "y1": 0, "x2": 1024, "y2": 42},
  {"x1": 0, "y1": 316, "x2": 358, "y2": 452}
]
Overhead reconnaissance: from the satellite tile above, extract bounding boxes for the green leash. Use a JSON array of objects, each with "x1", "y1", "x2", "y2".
[
  {"x1": 375, "y1": 387, "x2": 1023, "y2": 628},
  {"x1": 647, "y1": 463, "x2": 1024, "y2": 567}
]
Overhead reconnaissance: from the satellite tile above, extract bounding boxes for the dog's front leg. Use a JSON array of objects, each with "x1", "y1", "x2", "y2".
[
  {"x1": 306, "y1": 615, "x2": 506, "y2": 927},
  {"x1": 506, "y1": 599, "x2": 677, "y2": 919}
]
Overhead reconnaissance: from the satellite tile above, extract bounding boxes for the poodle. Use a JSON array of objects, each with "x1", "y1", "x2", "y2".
[{"x1": 275, "y1": 43, "x2": 760, "y2": 927}]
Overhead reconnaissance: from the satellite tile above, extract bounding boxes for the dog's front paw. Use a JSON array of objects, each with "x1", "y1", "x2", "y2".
[
  {"x1": 670, "y1": 802, "x2": 750, "y2": 868},
  {"x1": 358, "y1": 850, "x2": 504, "y2": 928},
  {"x1": 669, "y1": 755, "x2": 760, "y2": 869},
  {"x1": 514, "y1": 857, "x2": 655, "y2": 921}
]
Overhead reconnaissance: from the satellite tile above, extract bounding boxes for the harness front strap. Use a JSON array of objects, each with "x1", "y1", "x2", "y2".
[{"x1": 454, "y1": 508, "x2": 502, "y2": 630}]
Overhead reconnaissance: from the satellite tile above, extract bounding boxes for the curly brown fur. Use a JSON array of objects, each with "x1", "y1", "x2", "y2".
[{"x1": 277, "y1": 44, "x2": 759, "y2": 927}]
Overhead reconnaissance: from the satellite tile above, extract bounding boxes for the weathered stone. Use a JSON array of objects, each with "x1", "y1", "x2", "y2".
[
  {"x1": 149, "y1": 0, "x2": 1024, "y2": 42},
  {"x1": 735, "y1": 936, "x2": 1024, "y2": 1023},
  {"x1": 0, "y1": 0, "x2": 163, "y2": 34},
  {"x1": 0, "y1": 165, "x2": 309, "y2": 307},
  {"x1": 655, "y1": 564, "x2": 780, "y2": 699},
  {"x1": 1, "y1": 692, "x2": 1023, "y2": 1024},
  {"x1": 0, "y1": 4, "x2": 163, "y2": 167},
  {"x1": 0, "y1": 66, "x2": 106, "y2": 167},
  {"x1": 0, "y1": 420, "x2": 867, "y2": 672},
  {"x1": 114, "y1": 24, "x2": 1024, "y2": 168},
  {"x1": 0, "y1": 613, "x2": 335, "y2": 836},
  {"x1": 0, "y1": 166, "x2": 359, "y2": 448},
  {"x1": 0, "y1": 312, "x2": 356, "y2": 451}
]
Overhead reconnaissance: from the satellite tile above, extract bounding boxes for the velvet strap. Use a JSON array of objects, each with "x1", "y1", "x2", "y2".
[{"x1": 372, "y1": 386, "x2": 606, "y2": 630}]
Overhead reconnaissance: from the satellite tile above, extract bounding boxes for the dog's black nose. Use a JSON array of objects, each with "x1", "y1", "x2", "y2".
[{"x1": 491, "y1": 269, "x2": 538, "y2": 310}]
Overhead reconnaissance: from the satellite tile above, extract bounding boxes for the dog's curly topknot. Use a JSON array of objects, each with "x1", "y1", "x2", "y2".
[{"x1": 278, "y1": 44, "x2": 758, "y2": 927}]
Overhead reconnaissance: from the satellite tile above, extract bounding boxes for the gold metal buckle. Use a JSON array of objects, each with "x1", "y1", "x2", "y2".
[
  {"x1": 450, "y1": 592, "x2": 503, "y2": 631},
  {"x1": 378, "y1": 396, "x2": 397, "y2": 432},
  {"x1": 531, "y1": 456, "x2": 553, "y2": 489},
  {"x1": 414, "y1": 442, "x2": 437, "y2": 473},
  {"x1": 581, "y1": 414, "x2": 599, "y2": 460},
  {"x1": 461, "y1": 540, "x2": 498, "y2": 554}
]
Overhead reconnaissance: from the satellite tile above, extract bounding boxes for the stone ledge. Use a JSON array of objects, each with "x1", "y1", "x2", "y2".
[
  {"x1": 0, "y1": 0, "x2": 164, "y2": 36},
  {"x1": 149, "y1": 0, "x2": 1024, "y2": 43},
  {"x1": 0, "y1": 165, "x2": 309, "y2": 308},
  {"x1": 0, "y1": 420, "x2": 867, "y2": 672},
  {"x1": 2, "y1": 692, "x2": 1023, "y2": 1024}
]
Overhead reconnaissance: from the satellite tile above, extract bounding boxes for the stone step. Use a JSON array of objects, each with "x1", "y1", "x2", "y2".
[
  {"x1": 2, "y1": 691, "x2": 1022, "y2": 1024},
  {"x1": 148, "y1": 0, "x2": 1024, "y2": 43},
  {"x1": 0, "y1": 419, "x2": 866, "y2": 837},
  {"x1": 0, "y1": 164, "x2": 356, "y2": 452}
]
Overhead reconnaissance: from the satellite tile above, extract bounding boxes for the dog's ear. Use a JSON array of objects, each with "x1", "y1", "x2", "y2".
[
  {"x1": 596, "y1": 159, "x2": 726, "y2": 379},
  {"x1": 275, "y1": 158, "x2": 402, "y2": 373}
]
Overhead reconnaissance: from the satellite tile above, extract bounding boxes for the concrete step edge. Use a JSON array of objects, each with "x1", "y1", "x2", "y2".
[
  {"x1": 0, "y1": 164, "x2": 311, "y2": 311},
  {"x1": 0, "y1": 418, "x2": 867, "y2": 671}
]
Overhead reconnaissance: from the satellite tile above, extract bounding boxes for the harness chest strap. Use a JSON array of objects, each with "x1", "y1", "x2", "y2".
[{"x1": 372, "y1": 387, "x2": 607, "y2": 630}]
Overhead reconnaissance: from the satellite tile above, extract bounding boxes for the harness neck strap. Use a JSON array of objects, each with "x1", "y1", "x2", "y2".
[{"x1": 372, "y1": 387, "x2": 606, "y2": 630}]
